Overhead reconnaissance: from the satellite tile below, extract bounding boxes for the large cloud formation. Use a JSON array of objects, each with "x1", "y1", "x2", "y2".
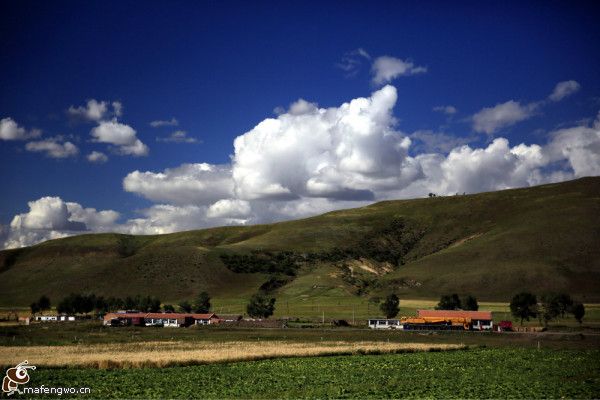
[
  {"x1": 3, "y1": 87, "x2": 600, "y2": 249},
  {"x1": 119, "y1": 86, "x2": 599, "y2": 230},
  {"x1": 232, "y1": 85, "x2": 413, "y2": 201}
]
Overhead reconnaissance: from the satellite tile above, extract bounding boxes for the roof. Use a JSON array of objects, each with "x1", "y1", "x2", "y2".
[
  {"x1": 190, "y1": 313, "x2": 218, "y2": 319},
  {"x1": 417, "y1": 309, "x2": 492, "y2": 320},
  {"x1": 103, "y1": 312, "x2": 218, "y2": 320}
]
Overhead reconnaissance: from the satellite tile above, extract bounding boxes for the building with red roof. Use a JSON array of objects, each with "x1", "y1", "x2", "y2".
[{"x1": 103, "y1": 312, "x2": 220, "y2": 327}]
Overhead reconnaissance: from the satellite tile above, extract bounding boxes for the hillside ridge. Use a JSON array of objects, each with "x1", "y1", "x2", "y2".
[{"x1": 1, "y1": 177, "x2": 599, "y2": 306}]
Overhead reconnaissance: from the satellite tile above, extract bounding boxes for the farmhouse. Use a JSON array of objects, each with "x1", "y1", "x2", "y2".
[
  {"x1": 103, "y1": 312, "x2": 220, "y2": 327},
  {"x1": 368, "y1": 319, "x2": 403, "y2": 329},
  {"x1": 34, "y1": 315, "x2": 77, "y2": 322}
]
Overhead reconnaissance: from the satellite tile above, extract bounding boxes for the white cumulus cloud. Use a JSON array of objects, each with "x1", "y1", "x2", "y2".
[
  {"x1": 4, "y1": 197, "x2": 120, "y2": 249},
  {"x1": 87, "y1": 151, "x2": 108, "y2": 163},
  {"x1": 0, "y1": 117, "x2": 42, "y2": 141},
  {"x1": 25, "y1": 137, "x2": 79, "y2": 158},
  {"x1": 207, "y1": 199, "x2": 251, "y2": 219},
  {"x1": 67, "y1": 99, "x2": 119, "y2": 122},
  {"x1": 91, "y1": 120, "x2": 149, "y2": 156},
  {"x1": 232, "y1": 85, "x2": 414, "y2": 201},
  {"x1": 123, "y1": 163, "x2": 233, "y2": 205},
  {"x1": 371, "y1": 56, "x2": 427, "y2": 85},
  {"x1": 472, "y1": 100, "x2": 537, "y2": 135},
  {"x1": 544, "y1": 112, "x2": 600, "y2": 178}
]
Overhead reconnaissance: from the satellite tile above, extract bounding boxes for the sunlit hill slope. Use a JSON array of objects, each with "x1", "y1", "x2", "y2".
[{"x1": 1, "y1": 177, "x2": 599, "y2": 306}]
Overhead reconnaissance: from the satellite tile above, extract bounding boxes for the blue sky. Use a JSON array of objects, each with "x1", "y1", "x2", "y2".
[{"x1": 1, "y1": 1, "x2": 599, "y2": 248}]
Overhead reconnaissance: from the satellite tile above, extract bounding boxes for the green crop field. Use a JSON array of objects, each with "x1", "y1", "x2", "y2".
[{"x1": 19, "y1": 348, "x2": 600, "y2": 399}]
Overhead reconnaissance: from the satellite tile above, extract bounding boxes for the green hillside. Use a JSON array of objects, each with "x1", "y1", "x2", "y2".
[{"x1": 1, "y1": 177, "x2": 599, "y2": 307}]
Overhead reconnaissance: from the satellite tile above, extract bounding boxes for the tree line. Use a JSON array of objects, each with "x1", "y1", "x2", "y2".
[
  {"x1": 510, "y1": 291, "x2": 585, "y2": 326},
  {"x1": 30, "y1": 290, "x2": 278, "y2": 320},
  {"x1": 377, "y1": 293, "x2": 480, "y2": 319}
]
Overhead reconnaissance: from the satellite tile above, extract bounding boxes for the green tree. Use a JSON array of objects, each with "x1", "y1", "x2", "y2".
[
  {"x1": 163, "y1": 304, "x2": 175, "y2": 313},
  {"x1": 37, "y1": 295, "x2": 51, "y2": 312},
  {"x1": 539, "y1": 293, "x2": 561, "y2": 327},
  {"x1": 124, "y1": 296, "x2": 137, "y2": 310},
  {"x1": 380, "y1": 294, "x2": 400, "y2": 319},
  {"x1": 193, "y1": 291, "x2": 211, "y2": 313},
  {"x1": 178, "y1": 300, "x2": 192, "y2": 313},
  {"x1": 30, "y1": 301, "x2": 41, "y2": 315},
  {"x1": 463, "y1": 295, "x2": 479, "y2": 311},
  {"x1": 79, "y1": 294, "x2": 95, "y2": 314},
  {"x1": 93, "y1": 296, "x2": 107, "y2": 314},
  {"x1": 137, "y1": 296, "x2": 161, "y2": 312},
  {"x1": 246, "y1": 293, "x2": 276, "y2": 319},
  {"x1": 555, "y1": 293, "x2": 573, "y2": 318},
  {"x1": 436, "y1": 294, "x2": 462, "y2": 310},
  {"x1": 571, "y1": 302, "x2": 585, "y2": 324},
  {"x1": 106, "y1": 297, "x2": 124, "y2": 311},
  {"x1": 510, "y1": 292, "x2": 538, "y2": 325},
  {"x1": 150, "y1": 297, "x2": 161, "y2": 313},
  {"x1": 57, "y1": 295, "x2": 75, "y2": 315}
]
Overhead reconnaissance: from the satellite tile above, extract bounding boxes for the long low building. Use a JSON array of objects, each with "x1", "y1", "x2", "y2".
[
  {"x1": 103, "y1": 312, "x2": 220, "y2": 327},
  {"x1": 34, "y1": 315, "x2": 77, "y2": 322},
  {"x1": 417, "y1": 310, "x2": 493, "y2": 330},
  {"x1": 368, "y1": 309, "x2": 494, "y2": 331}
]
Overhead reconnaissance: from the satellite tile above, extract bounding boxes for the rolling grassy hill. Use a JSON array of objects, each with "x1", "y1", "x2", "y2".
[{"x1": 1, "y1": 177, "x2": 599, "y2": 308}]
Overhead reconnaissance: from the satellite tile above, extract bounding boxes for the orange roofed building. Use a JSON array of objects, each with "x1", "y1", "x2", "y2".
[{"x1": 417, "y1": 309, "x2": 493, "y2": 330}]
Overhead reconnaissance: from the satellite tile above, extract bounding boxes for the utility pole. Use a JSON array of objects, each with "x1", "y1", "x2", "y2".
[
  {"x1": 322, "y1": 310, "x2": 324, "y2": 325},
  {"x1": 352, "y1": 306, "x2": 355, "y2": 325}
]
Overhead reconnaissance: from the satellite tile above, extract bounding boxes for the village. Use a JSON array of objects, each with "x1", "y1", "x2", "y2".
[
  {"x1": 24, "y1": 308, "x2": 516, "y2": 332},
  {"x1": 14, "y1": 289, "x2": 580, "y2": 333}
]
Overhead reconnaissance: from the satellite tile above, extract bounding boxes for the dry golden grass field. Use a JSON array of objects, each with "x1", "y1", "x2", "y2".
[{"x1": 0, "y1": 340, "x2": 464, "y2": 369}]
